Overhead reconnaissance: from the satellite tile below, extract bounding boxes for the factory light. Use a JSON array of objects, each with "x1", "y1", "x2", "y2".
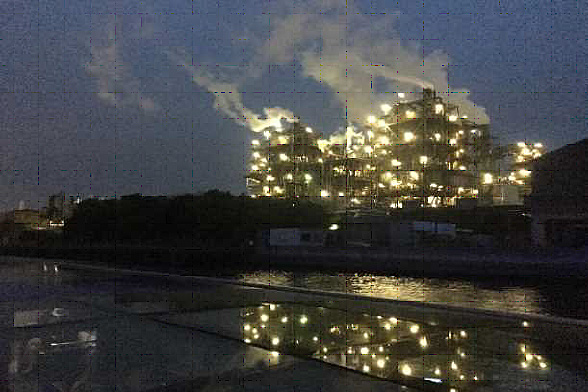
[
  {"x1": 266, "y1": 175, "x2": 275, "y2": 181},
  {"x1": 392, "y1": 159, "x2": 402, "y2": 167},
  {"x1": 434, "y1": 133, "x2": 441, "y2": 141},
  {"x1": 448, "y1": 115, "x2": 458, "y2": 122},
  {"x1": 404, "y1": 132, "x2": 415, "y2": 142},
  {"x1": 419, "y1": 156, "x2": 428, "y2": 165},
  {"x1": 380, "y1": 104, "x2": 392, "y2": 114},
  {"x1": 366, "y1": 115, "x2": 377, "y2": 124},
  {"x1": 305, "y1": 127, "x2": 313, "y2": 133},
  {"x1": 405, "y1": 110, "x2": 416, "y2": 119},
  {"x1": 304, "y1": 173, "x2": 312, "y2": 182},
  {"x1": 483, "y1": 173, "x2": 493, "y2": 184},
  {"x1": 398, "y1": 92, "x2": 405, "y2": 99},
  {"x1": 400, "y1": 364, "x2": 412, "y2": 376},
  {"x1": 251, "y1": 139, "x2": 260, "y2": 145},
  {"x1": 377, "y1": 119, "x2": 386, "y2": 128},
  {"x1": 320, "y1": 190, "x2": 330, "y2": 197},
  {"x1": 409, "y1": 171, "x2": 419, "y2": 180},
  {"x1": 435, "y1": 104, "x2": 444, "y2": 114},
  {"x1": 279, "y1": 153, "x2": 289, "y2": 161}
]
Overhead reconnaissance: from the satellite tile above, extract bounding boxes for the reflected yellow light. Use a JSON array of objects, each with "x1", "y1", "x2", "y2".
[
  {"x1": 377, "y1": 359, "x2": 386, "y2": 368},
  {"x1": 244, "y1": 324, "x2": 251, "y2": 331},
  {"x1": 244, "y1": 338, "x2": 251, "y2": 343},
  {"x1": 363, "y1": 365, "x2": 370, "y2": 372},
  {"x1": 419, "y1": 156, "x2": 428, "y2": 165},
  {"x1": 435, "y1": 104, "x2": 444, "y2": 114},
  {"x1": 419, "y1": 336, "x2": 428, "y2": 348},
  {"x1": 434, "y1": 367, "x2": 441, "y2": 376},
  {"x1": 367, "y1": 115, "x2": 377, "y2": 124},
  {"x1": 305, "y1": 127, "x2": 313, "y2": 133},
  {"x1": 279, "y1": 153, "x2": 289, "y2": 161},
  {"x1": 383, "y1": 323, "x2": 392, "y2": 330},
  {"x1": 540, "y1": 362, "x2": 547, "y2": 369},
  {"x1": 521, "y1": 361, "x2": 528, "y2": 368},
  {"x1": 483, "y1": 173, "x2": 493, "y2": 184},
  {"x1": 271, "y1": 351, "x2": 279, "y2": 357},
  {"x1": 377, "y1": 119, "x2": 386, "y2": 127},
  {"x1": 389, "y1": 317, "x2": 398, "y2": 324},
  {"x1": 360, "y1": 347, "x2": 369, "y2": 355},
  {"x1": 525, "y1": 354, "x2": 533, "y2": 361},
  {"x1": 380, "y1": 104, "x2": 392, "y2": 114},
  {"x1": 398, "y1": 92, "x2": 405, "y2": 99},
  {"x1": 260, "y1": 314, "x2": 269, "y2": 322},
  {"x1": 448, "y1": 115, "x2": 458, "y2": 122},
  {"x1": 320, "y1": 190, "x2": 330, "y2": 198},
  {"x1": 410, "y1": 324, "x2": 420, "y2": 334},
  {"x1": 451, "y1": 361, "x2": 458, "y2": 370},
  {"x1": 405, "y1": 110, "x2": 416, "y2": 118},
  {"x1": 251, "y1": 139, "x2": 260, "y2": 145}
]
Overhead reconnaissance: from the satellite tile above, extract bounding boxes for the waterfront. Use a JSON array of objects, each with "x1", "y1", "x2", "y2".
[{"x1": 238, "y1": 270, "x2": 588, "y2": 321}]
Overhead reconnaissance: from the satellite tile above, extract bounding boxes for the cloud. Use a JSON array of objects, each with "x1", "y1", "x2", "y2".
[{"x1": 85, "y1": 16, "x2": 158, "y2": 113}]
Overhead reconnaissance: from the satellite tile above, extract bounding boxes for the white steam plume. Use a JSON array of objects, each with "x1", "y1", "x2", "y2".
[
  {"x1": 170, "y1": 52, "x2": 296, "y2": 132},
  {"x1": 256, "y1": 0, "x2": 489, "y2": 124}
]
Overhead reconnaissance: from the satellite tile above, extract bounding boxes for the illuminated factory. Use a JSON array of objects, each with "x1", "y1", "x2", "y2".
[{"x1": 247, "y1": 89, "x2": 542, "y2": 209}]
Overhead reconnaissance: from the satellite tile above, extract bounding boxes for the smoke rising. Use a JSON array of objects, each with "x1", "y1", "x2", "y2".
[{"x1": 176, "y1": 0, "x2": 489, "y2": 130}]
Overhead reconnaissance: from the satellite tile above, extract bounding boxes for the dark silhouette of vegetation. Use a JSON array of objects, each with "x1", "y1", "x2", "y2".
[{"x1": 64, "y1": 190, "x2": 330, "y2": 247}]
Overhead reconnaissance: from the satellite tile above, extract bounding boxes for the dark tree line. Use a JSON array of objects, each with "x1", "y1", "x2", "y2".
[{"x1": 64, "y1": 190, "x2": 330, "y2": 247}]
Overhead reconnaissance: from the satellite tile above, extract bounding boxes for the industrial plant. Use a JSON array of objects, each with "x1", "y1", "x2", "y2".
[{"x1": 247, "y1": 89, "x2": 543, "y2": 209}]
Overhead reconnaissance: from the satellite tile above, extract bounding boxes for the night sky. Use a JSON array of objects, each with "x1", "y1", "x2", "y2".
[{"x1": 1, "y1": 0, "x2": 586, "y2": 210}]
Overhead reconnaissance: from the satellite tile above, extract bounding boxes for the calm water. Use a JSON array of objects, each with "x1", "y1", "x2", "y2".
[{"x1": 237, "y1": 270, "x2": 588, "y2": 320}]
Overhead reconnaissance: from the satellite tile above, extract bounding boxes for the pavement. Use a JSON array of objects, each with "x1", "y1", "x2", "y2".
[{"x1": 1, "y1": 256, "x2": 588, "y2": 392}]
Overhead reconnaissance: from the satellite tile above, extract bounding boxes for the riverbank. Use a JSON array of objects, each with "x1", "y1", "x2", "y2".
[{"x1": 1, "y1": 244, "x2": 586, "y2": 279}]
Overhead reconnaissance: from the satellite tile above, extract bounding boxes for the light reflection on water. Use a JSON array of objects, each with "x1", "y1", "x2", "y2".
[{"x1": 238, "y1": 271, "x2": 547, "y2": 316}]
